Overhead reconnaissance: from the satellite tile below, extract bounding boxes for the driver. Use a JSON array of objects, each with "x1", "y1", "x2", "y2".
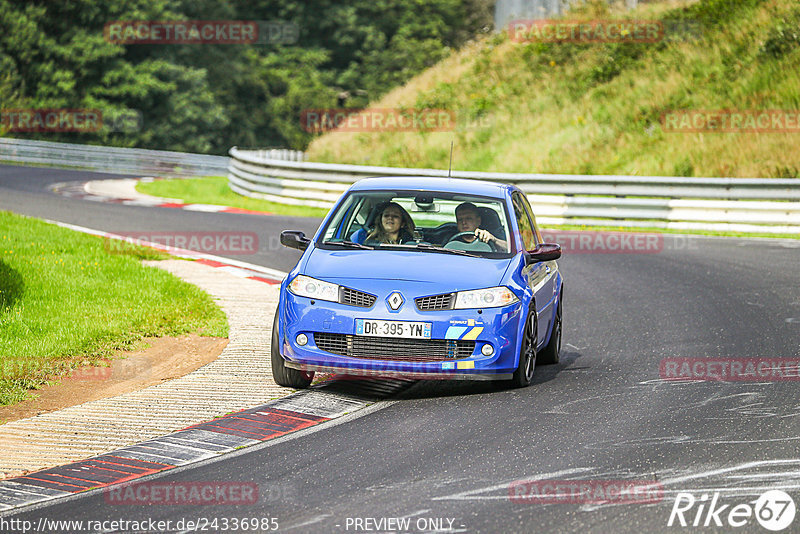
[{"x1": 453, "y1": 202, "x2": 508, "y2": 251}]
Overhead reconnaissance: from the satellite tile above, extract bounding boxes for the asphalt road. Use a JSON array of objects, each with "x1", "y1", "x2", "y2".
[
  {"x1": 2, "y1": 164, "x2": 800, "y2": 533},
  {"x1": 0, "y1": 164, "x2": 319, "y2": 273}
]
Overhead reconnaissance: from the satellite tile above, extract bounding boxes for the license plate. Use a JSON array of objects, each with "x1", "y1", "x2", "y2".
[{"x1": 355, "y1": 319, "x2": 432, "y2": 339}]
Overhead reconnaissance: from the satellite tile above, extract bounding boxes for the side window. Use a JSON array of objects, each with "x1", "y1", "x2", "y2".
[
  {"x1": 518, "y1": 193, "x2": 542, "y2": 245},
  {"x1": 341, "y1": 196, "x2": 374, "y2": 238},
  {"x1": 512, "y1": 192, "x2": 537, "y2": 251},
  {"x1": 324, "y1": 195, "x2": 361, "y2": 240},
  {"x1": 349, "y1": 198, "x2": 370, "y2": 230}
]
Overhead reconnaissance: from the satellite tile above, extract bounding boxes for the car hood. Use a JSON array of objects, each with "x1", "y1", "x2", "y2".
[{"x1": 304, "y1": 248, "x2": 512, "y2": 288}]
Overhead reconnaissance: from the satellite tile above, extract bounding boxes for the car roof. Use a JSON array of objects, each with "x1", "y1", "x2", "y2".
[{"x1": 348, "y1": 176, "x2": 512, "y2": 198}]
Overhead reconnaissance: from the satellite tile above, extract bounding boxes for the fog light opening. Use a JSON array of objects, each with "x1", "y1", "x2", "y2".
[
  {"x1": 481, "y1": 343, "x2": 494, "y2": 356},
  {"x1": 296, "y1": 333, "x2": 308, "y2": 346}
]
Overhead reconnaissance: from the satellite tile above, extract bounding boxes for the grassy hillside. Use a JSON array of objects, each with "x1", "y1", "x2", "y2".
[{"x1": 307, "y1": 0, "x2": 800, "y2": 178}]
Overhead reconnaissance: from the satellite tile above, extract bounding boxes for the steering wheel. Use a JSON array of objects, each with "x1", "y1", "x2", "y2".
[{"x1": 447, "y1": 231, "x2": 478, "y2": 243}]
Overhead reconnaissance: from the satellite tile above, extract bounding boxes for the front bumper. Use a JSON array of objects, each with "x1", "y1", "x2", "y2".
[
  {"x1": 284, "y1": 361, "x2": 512, "y2": 381},
  {"x1": 280, "y1": 284, "x2": 525, "y2": 379}
]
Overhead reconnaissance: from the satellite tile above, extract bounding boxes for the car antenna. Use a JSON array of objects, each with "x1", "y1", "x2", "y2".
[{"x1": 448, "y1": 140, "x2": 454, "y2": 178}]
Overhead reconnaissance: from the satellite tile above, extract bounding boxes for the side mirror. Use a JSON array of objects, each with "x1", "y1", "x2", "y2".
[
  {"x1": 525, "y1": 243, "x2": 561, "y2": 264},
  {"x1": 280, "y1": 230, "x2": 310, "y2": 251}
]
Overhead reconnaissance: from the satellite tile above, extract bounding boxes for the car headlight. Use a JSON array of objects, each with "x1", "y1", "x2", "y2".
[
  {"x1": 288, "y1": 275, "x2": 339, "y2": 302},
  {"x1": 454, "y1": 286, "x2": 518, "y2": 309}
]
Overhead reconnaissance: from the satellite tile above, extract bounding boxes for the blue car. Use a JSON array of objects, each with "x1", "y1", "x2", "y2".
[{"x1": 273, "y1": 177, "x2": 563, "y2": 388}]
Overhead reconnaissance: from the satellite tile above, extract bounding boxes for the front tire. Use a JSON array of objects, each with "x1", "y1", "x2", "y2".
[
  {"x1": 271, "y1": 308, "x2": 314, "y2": 388},
  {"x1": 509, "y1": 310, "x2": 537, "y2": 388},
  {"x1": 538, "y1": 296, "x2": 562, "y2": 365}
]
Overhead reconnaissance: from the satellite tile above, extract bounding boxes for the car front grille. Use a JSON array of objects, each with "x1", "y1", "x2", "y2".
[
  {"x1": 415, "y1": 293, "x2": 454, "y2": 311},
  {"x1": 313, "y1": 333, "x2": 474, "y2": 362},
  {"x1": 339, "y1": 287, "x2": 377, "y2": 308}
]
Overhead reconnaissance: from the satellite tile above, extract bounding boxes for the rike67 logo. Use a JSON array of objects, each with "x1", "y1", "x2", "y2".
[{"x1": 669, "y1": 490, "x2": 796, "y2": 531}]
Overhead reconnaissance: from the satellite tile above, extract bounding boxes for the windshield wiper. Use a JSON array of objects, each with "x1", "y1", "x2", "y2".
[
  {"x1": 412, "y1": 242, "x2": 480, "y2": 258},
  {"x1": 324, "y1": 240, "x2": 374, "y2": 250}
]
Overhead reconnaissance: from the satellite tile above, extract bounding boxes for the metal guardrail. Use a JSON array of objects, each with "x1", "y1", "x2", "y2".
[
  {"x1": 229, "y1": 147, "x2": 800, "y2": 234},
  {"x1": 0, "y1": 137, "x2": 229, "y2": 177},
  {"x1": 1, "y1": 138, "x2": 795, "y2": 234}
]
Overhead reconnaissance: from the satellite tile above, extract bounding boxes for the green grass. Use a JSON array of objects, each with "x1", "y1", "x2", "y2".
[
  {"x1": 0, "y1": 211, "x2": 228, "y2": 406},
  {"x1": 137, "y1": 176, "x2": 329, "y2": 219},
  {"x1": 307, "y1": 0, "x2": 800, "y2": 178}
]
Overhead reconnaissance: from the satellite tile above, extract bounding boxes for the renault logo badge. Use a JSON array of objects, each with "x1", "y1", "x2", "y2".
[{"x1": 387, "y1": 292, "x2": 404, "y2": 311}]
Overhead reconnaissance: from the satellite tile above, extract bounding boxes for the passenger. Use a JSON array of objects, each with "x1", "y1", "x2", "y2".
[
  {"x1": 452, "y1": 202, "x2": 508, "y2": 251},
  {"x1": 365, "y1": 202, "x2": 416, "y2": 245}
]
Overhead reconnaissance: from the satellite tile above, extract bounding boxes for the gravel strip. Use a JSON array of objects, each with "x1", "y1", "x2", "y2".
[{"x1": 84, "y1": 178, "x2": 179, "y2": 204}]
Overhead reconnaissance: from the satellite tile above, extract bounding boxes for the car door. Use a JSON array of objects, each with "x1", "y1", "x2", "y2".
[{"x1": 512, "y1": 191, "x2": 555, "y2": 348}]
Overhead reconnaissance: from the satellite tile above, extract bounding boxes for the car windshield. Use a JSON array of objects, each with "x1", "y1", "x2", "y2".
[{"x1": 318, "y1": 190, "x2": 515, "y2": 257}]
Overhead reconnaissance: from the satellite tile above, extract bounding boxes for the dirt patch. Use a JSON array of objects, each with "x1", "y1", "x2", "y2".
[{"x1": 0, "y1": 334, "x2": 227, "y2": 424}]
